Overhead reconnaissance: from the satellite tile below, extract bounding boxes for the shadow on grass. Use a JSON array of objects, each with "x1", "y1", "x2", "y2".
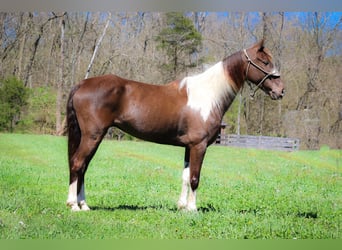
[
  {"x1": 91, "y1": 204, "x2": 318, "y2": 218},
  {"x1": 91, "y1": 204, "x2": 176, "y2": 212},
  {"x1": 90, "y1": 203, "x2": 220, "y2": 213},
  {"x1": 296, "y1": 211, "x2": 318, "y2": 219}
]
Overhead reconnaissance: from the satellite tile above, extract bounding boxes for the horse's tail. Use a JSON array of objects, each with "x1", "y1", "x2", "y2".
[{"x1": 66, "y1": 84, "x2": 81, "y2": 167}]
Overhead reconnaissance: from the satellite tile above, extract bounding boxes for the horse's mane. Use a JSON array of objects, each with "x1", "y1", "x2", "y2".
[{"x1": 223, "y1": 51, "x2": 245, "y2": 92}]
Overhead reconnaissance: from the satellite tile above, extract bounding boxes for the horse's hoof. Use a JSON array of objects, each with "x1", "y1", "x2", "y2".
[
  {"x1": 79, "y1": 202, "x2": 90, "y2": 211},
  {"x1": 186, "y1": 204, "x2": 197, "y2": 212},
  {"x1": 177, "y1": 202, "x2": 197, "y2": 212},
  {"x1": 67, "y1": 202, "x2": 81, "y2": 212},
  {"x1": 177, "y1": 201, "x2": 187, "y2": 210},
  {"x1": 71, "y1": 204, "x2": 81, "y2": 212}
]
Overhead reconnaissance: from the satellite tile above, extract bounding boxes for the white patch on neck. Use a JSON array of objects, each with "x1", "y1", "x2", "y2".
[{"x1": 180, "y1": 61, "x2": 235, "y2": 121}]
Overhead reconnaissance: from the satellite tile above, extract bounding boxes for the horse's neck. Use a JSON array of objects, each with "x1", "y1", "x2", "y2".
[
  {"x1": 215, "y1": 52, "x2": 246, "y2": 119},
  {"x1": 216, "y1": 87, "x2": 238, "y2": 120},
  {"x1": 223, "y1": 51, "x2": 246, "y2": 93}
]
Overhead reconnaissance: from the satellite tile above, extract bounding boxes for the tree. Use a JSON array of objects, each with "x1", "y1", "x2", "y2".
[
  {"x1": 56, "y1": 13, "x2": 66, "y2": 134},
  {"x1": 156, "y1": 12, "x2": 203, "y2": 81},
  {"x1": 23, "y1": 12, "x2": 66, "y2": 87},
  {"x1": 0, "y1": 76, "x2": 29, "y2": 131},
  {"x1": 292, "y1": 12, "x2": 342, "y2": 149},
  {"x1": 84, "y1": 12, "x2": 112, "y2": 79}
]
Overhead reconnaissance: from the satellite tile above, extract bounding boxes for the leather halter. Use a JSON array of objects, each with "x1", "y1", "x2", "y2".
[{"x1": 243, "y1": 49, "x2": 280, "y2": 98}]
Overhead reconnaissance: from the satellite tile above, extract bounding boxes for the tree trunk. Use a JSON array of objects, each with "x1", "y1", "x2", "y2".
[
  {"x1": 277, "y1": 12, "x2": 285, "y2": 135},
  {"x1": 24, "y1": 12, "x2": 65, "y2": 87},
  {"x1": 70, "y1": 12, "x2": 89, "y2": 85},
  {"x1": 17, "y1": 13, "x2": 28, "y2": 79},
  {"x1": 236, "y1": 93, "x2": 242, "y2": 135},
  {"x1": 56, "y1": 16, "x2": 65, "y2": 134},
  {"x1": 23, "y1": 12, "x2": 35, "y2": 87},
  {"x1": 85, "y1": 12, "x2": 111, "y2": 79}
]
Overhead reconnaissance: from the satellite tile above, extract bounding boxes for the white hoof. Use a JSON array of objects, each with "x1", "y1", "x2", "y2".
[
  {"x1": 79, "y1": 202, "x2": 90, "y2": 211},
  {"x1": 68, "y1": 203, "x2": 81, "y2": 212},
  {"x1": 177, "y1": 201, "x2": 197, "y2": 212},
  {"x1": 177, "y1": 200, "x2": 187, "y2": 210},
  {"x1": 186, "y1": 204, "x2": 197, "y2": 212}
]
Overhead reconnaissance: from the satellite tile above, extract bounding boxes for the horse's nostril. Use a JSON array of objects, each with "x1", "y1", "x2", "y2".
[{"x1": 281, "y1": 89, "x2": 285, "y2": 96}]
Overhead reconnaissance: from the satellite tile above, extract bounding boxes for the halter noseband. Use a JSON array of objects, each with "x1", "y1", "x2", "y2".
[{"x1": 243, "y1": 49, "x2": 280, "y2": 98}]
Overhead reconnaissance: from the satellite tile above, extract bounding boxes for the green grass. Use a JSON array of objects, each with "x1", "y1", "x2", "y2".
[{"x1": 0, "y1": 133, "x2": 341, "y2": 239}]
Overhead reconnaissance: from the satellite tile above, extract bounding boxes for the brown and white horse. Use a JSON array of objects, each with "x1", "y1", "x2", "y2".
[{"x1": 66, "y1": 40, "x2": 284, "y2": 211}]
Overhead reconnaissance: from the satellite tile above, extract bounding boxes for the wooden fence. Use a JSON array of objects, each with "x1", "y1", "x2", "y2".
[{"x1": 216, "y1": 134, "x2": 300, "y2": 151}]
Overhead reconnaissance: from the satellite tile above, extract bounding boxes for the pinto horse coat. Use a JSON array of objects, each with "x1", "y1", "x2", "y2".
[{"x1": 66, "y1": 40, "x2": 285, "y2": 211}]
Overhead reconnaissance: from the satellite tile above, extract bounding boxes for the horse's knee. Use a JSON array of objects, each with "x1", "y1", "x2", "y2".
[{"x1": 190, "y1": 176, "x2": 199, "y2": 191}]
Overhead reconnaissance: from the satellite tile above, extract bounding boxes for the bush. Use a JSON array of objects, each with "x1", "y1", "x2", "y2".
[
  {"x1": 19, "y1": 86, "x2": 57, "y2": 134},
  {"x1": 0, "y1": 76, "x2": 29, "y2": 132}
]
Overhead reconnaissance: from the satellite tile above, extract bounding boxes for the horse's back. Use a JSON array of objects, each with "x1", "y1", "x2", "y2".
[{"x1": 76, "y1": 74, "x2": 178, "y2": 97}]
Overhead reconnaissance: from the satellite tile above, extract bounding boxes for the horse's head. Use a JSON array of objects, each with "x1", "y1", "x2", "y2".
[{"x1": 244, "y1": 40, "x2": 285, "y2": 100}]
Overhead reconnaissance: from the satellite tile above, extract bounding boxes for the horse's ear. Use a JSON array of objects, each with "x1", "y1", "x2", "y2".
[
  {"x1": 251, "y1": 39, "x2": 265, "y2": 52},
  {"x1": 257, "y1": 39, "x2": 265, "y2": 52}
]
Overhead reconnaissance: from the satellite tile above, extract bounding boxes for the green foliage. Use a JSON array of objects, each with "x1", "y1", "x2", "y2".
[
  {"x1": 18, "y1": 86, "x2": 56, "y2": 134},
  {"x1": 156, "y1": 12, "x2": 203, "y2": 79},
  {"x1": 223, "y1": 96, "x2": 241, "y2": 134},
  {"x1": 157, "y1": 13, "x2": 202, "y2": 53},
  {"x1": 0, "y1": 133, "x2": 341, "y2": 239},
  {"x1": 0, "y1": 76, "x2": 29, "y2": 132}
]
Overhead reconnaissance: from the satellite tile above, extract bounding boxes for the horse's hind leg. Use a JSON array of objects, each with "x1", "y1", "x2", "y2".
[
  {"x1": 77, "y1": 167, "x2": 90, "y2": 211},
  {"x1": 67, "y1": 131, "x2": 105, "y2": 211}
]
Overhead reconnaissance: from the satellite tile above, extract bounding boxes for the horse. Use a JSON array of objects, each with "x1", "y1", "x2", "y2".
[{"x1": 66, "y1": 40, "x2": 285, "y2": 211}]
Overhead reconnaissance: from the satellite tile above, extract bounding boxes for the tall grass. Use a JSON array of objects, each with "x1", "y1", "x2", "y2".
[{"x1": 0, "y1": 133, "x2": 340, "y2": 239}]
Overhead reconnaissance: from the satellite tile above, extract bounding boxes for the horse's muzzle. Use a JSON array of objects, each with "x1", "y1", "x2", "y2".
[{"x1": 270, "y1": 89, "x2": 285, "y2": 100}]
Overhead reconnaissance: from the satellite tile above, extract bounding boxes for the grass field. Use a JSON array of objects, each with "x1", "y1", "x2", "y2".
[{"x1": 0, "y1": 133, "x2": 341, "y2": 239}]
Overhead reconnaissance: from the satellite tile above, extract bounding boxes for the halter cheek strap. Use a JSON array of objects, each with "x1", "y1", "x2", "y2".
[{"x1": 243, "y1": 49, "x2": 280, "y2": 98}]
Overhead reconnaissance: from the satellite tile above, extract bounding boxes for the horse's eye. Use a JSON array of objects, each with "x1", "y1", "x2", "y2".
[{"x1": 258, "y1": 58, "x2": 269, "y2": 66}]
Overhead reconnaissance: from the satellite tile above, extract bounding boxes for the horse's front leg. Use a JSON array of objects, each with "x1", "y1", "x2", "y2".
[
  {"x1": 187, "y1": 143, "x2": 207, "y2": 211},
  {"x1": 178, "y1": 147, "x2": 190, "y2": 209},
  {"x1": 178, "y1": 143, "x2": 207, "y2": 211}
]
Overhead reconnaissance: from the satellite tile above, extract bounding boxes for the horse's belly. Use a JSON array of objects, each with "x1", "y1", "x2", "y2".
[{"x1": 114, "y1": 115, "x2": 186, "y2": 146}]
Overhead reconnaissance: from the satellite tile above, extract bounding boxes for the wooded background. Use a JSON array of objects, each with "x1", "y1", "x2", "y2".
[{"x1": 0, "y1": 12, "x2": 341, "y2": 149}]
